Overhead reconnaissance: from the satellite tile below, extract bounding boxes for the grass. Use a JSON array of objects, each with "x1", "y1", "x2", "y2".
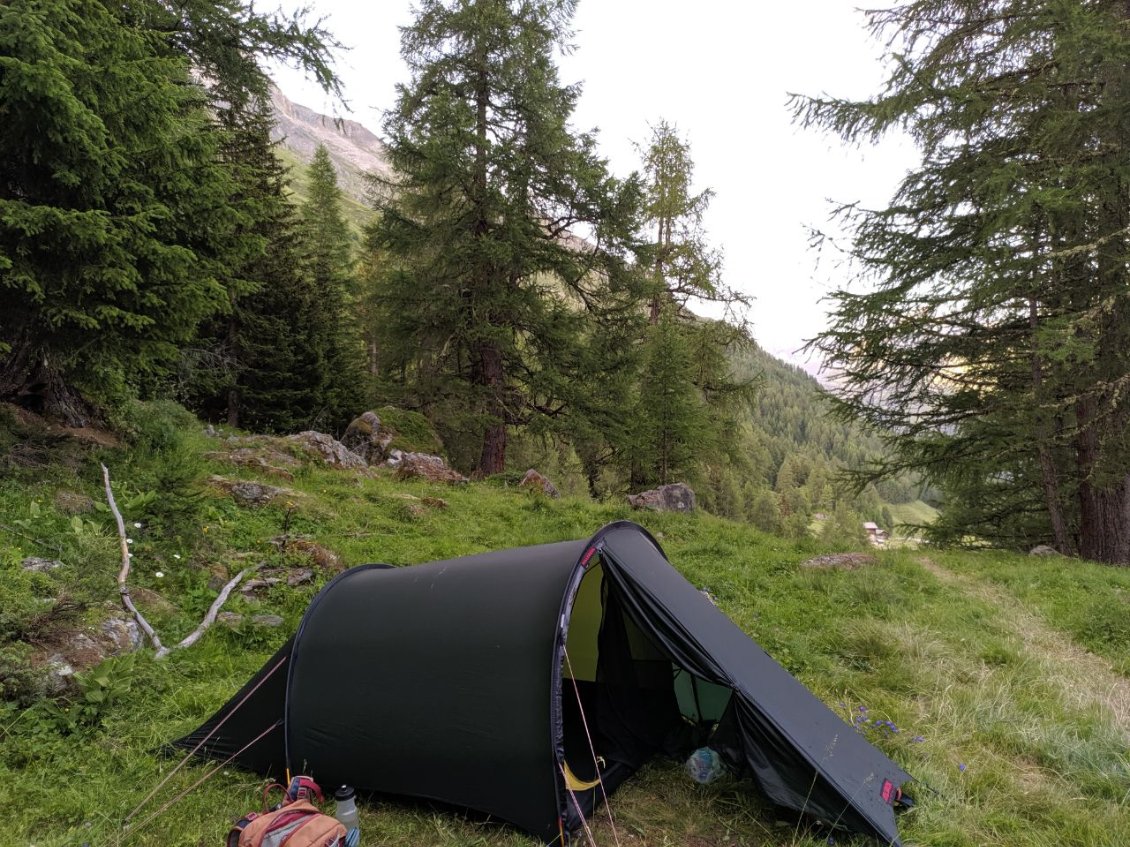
[{"x1": 2, "y1": 403, "x2": 1129, "y2": 846}]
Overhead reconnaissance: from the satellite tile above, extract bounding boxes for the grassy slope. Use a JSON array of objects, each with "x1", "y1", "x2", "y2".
[{"x1": 2, "y1": 411, "x2": 1128, "y2": 847}]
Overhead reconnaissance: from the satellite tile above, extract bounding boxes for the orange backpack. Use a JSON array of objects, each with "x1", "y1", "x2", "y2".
[
  {"x1": 227, "y1": 800, "x2": 346, "y2": 847},
  {"x1": 227, "y1": 777, "x2": 348, "y2": 847}
]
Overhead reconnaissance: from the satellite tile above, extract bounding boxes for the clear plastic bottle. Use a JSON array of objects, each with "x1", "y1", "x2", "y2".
[{"x1": 334, "y1": 785, "x2": 360, "y2": 844}]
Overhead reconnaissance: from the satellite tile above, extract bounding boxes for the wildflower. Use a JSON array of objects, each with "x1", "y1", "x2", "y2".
[
  {"x1": 911, "y1": 735, "x2": 925, "y2": 744},
  {"x1": 958, "y1": 763, "x2": 967, "y2": 773},
  {"x1": 173, "y1": 554, "x2": 182, "y2": 560},
  {"x1": 155, "y1": 571, "x2": 165, "y2": 578},
  {"x1": 133, "y1": 522, "x2": 142, "y2": 529},
  {"x1": 126, "y1": 538, "x2": 133, "y2": 544}
]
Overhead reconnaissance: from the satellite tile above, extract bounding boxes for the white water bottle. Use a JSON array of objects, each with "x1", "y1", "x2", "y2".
[{"x1": 334, "y1": 785, "x2": 360, "y2": 843}]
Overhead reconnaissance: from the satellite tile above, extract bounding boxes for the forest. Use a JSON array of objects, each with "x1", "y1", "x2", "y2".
[{"x1": 4, "y1": 0, "x2": 1129, "y2": 563}]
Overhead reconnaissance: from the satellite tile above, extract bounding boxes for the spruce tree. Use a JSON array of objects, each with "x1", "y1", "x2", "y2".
[
  {"x1": 299, "y1": 145, "x2": 366, "y2": 430},
  {"x1": 0, "y1": 0, "x2": 228, "y2": 420},
  {"x1": 795, "y1": 0, "x2": 1130, "y2": 564},
  {"x1": 0, "y1": 0, "x2": 339, "y2": 419},
  {"x1": 187, "y1": 99, "x2": 322, "y2": 433},
  {"x1": 369, "y1": 0, "x2": 642, "y2": 475}
]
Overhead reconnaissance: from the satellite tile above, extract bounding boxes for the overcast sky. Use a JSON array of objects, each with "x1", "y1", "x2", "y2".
[{"x1": 271, "y1": 1, "x2": 917, "y2": 368}]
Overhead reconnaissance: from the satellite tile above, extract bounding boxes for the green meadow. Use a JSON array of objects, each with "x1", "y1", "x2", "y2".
[{"x1": 2, "y1": 403, "x2": 1128, "y2": 846}]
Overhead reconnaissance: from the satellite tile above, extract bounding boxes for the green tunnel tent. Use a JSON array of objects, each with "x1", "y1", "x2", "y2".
[{"x1": 172, "y1": 521, "x2": 912, "y2": 844}]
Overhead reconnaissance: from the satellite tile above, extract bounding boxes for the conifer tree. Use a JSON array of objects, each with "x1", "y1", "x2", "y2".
[
  {"x1": 0, "y1": 0, "x2": 339, "y2": 419},
  {"x1": 638, "y1": 121, "x2": 745, "y2": 323},
  {"x1": 192, "y1": 100, "x2": 325, "y2": 433},
  {"x1": 299, "y1": 145, "x2": 366, "y2": 430},
  {"x1": 795, "y1": 0, "x2": 1130, "y2": 564},
  {"x1": 632, "y1": 307, "x2": 708, "y2": 487},
  {"x1": 369, "y1": 0, "x2": 642, "y2": 475},
  {"x1": 627, "y1": 123, "x2": 754, "y2": 496},
  {"x1": 0, "y1": 0, "x2": 228, "y2": 420}
]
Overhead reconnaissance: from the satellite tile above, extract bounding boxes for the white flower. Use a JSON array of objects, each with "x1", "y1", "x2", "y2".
[
  {"x1": 133, "y1": 522, "x2": 142, "y2": 529},
  {"x1": 126, "y1": 538, "x2": 133, "y2": 544},
  {"x1": 173, "y1": 554, "x2": 181, "y2": 560},
  {"x1": 155, "y1": 571, "x2": 165, "y2": 578}
]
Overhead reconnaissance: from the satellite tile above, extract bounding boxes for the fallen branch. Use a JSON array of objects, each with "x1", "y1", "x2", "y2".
[{"x1": 101, "y1": 463, "x2": 256, "y2": 660}]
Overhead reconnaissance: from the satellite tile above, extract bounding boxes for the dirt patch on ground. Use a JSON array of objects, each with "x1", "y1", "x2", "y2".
[
  {"x1": 800, "y1": 552, "x2": 878, "y2": 570},
  {"x1": 917, "y1": 557, "x2": 1130, "y2": 733},
  {"x1": 7, "y1": 403, "x2": 119, "y2": 447}
]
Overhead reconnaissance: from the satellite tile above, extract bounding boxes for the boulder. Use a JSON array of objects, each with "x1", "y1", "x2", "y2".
[
  {"x1": 1029, "y1": 544, "x2": 1058, "y2": 557},
  {"x1": 287, "y1": 431, "x2": 367, "y2": 469},
  {"x1": 341, "y1": 411, "x2": 396, "y2": 465},
  {"x1": 43, "y1": 655, "x2": 76, "y2": 695},
  {"x1": 22, "y1": 556, "x2": 63, "y2": 573},
  {"x1": 100, "y1": 616, "x2": 142, "y2": 655},
  {"x1": 395, "y1": 452, "x2": 468, "y2": 484},
  {"x1": 627, "y1": 483, "x2": 696, "y2": 513},
  {"x1": 519, "y1": 469, "x2": 560, "y2": 498},
  {"x1": 228, "y1": 481, "x2": 289, "y2": 507}
]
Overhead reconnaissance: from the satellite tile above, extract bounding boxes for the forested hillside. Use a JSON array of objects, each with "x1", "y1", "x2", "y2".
[{"x1": 269, "y1": 89, "x2": 927, "y2": 539}]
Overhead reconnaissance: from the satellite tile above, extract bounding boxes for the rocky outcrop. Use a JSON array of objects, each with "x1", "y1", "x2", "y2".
[
  {"x1": 241, "y1": 567, "x2": 315, "y2": 595},
  {"x1": 519, "y1": 469, "x2": 560, "y2": 498},
  {"x1": 394, "y1": 452, "x2": 469, "y2": 484},
  {"x1": 1029, "y1": 545, "x2": 1058, "y2": 556},
  {"x1": 286, "y1": 431, "x2": 367, "y2": 469},
  {"x1": 627, "y1": 483, "x2": 696, "y2": 513},
  {"x1": 341, "y1": 411, "x2": 396, "y2": 465},
  {"x1": 800, "y1": 553, "x2": 877, "y2": 570}
]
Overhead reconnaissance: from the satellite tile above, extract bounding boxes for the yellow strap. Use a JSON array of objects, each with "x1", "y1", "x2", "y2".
[{"x1": 562, "y1": 760, "x2": 601, "y2": 791}]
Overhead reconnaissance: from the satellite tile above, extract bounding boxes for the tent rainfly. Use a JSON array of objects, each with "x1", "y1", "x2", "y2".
[{"x1": 173, "y1": 521, "x2": 912, "y2": 844}]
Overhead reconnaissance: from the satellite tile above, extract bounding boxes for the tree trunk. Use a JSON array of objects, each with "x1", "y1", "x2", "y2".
[
  {"x1": 1077, "y1": 475, "x2": 1130, "y2": 565},
  {"x1": 475, "y1": 341, "x2": 507, "y2": 475},
  {"x1": 1075, "y1": 398, "x2": 1130, "y2": 564},
  {"x1": 226, "y1": 388, "x2": 240, "y2": 428},
  {"x1": 0, "y1": 331, "x2": 91, "y2": 427},
  {"x1": 1029, "y1": 296, "x2": 1072, "y2": 554}
]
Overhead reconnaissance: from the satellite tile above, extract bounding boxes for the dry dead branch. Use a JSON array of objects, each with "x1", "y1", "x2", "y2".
[{"x1": 101, "y1": 463, "x2": 257, "y2": 659}]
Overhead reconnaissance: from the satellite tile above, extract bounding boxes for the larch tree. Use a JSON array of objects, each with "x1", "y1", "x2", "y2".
[
  {"x1": 368, "y1": 0, "x2": 642, "y2": 475},
  {"x1": 795, "y1": 0, "x2": 1130, "y2": 564},
  {"x1": 629, "y1": 121, "x2": 753, "y2": 495},
  {"x1": 638, "y1": 121, "x2": 737, "y2": 323}
]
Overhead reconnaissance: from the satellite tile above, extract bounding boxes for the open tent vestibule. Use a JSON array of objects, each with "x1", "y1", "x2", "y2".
[{"x1": 173, "y1": 521, "x2": 911, "y2": 844}]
